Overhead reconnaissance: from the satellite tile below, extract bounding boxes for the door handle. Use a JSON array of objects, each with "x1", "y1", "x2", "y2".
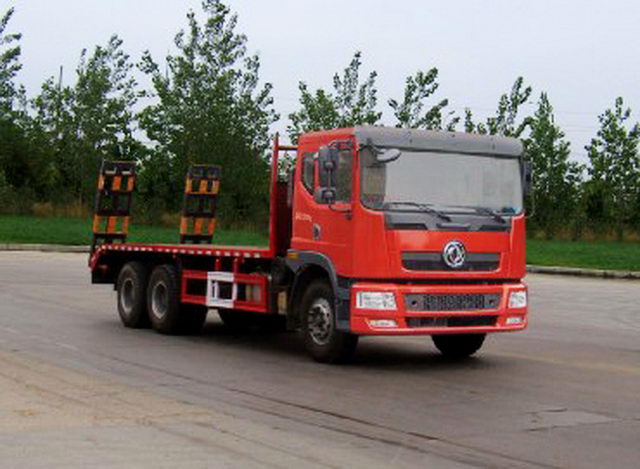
[{"x1": 313, "y1": 224, "x2": 321, "y2": 240}]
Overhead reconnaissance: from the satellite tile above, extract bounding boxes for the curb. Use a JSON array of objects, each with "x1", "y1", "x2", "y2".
[
  {"x1": 0, "y1": 243, "x2": 90, "y2": 253},
  {"x1": 0, "y1": 244, "x2": 638, "y2": 280},
  {"x1": 526, "y1": 265, "x2": 640, "y2": 280}
]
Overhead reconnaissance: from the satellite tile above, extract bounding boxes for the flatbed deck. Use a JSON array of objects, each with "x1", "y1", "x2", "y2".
[{"x1": 89, "y1": 242, "x2": 272, "y2": 269}]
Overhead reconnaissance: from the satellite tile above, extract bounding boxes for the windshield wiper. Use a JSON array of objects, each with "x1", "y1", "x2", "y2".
[
  {"x1": 383, "y1": 202, "x2": 451, "y2": 222},
  {"x1": 472, "y1": 207, "x2": 506, "y2": 224}
]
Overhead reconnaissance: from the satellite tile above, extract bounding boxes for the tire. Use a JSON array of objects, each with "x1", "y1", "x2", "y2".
[
  {"x1": 301, "y1": 280, "x2": 358, "y2": 363},
  {"x1": 147, "y1": 264, "x2": 183, "y2": 334},
  {"x1": 116, "y1": 262, "x2": 150, "y2": 328},
  {"x1": 432, "y1": 333, "x2": 486, "y2": 358}
]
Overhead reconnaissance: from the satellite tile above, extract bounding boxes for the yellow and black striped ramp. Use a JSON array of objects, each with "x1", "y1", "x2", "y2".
[
  {"x1": 180, "y1": 165, "x2": 221, "y2": 245},
  {"x1": 91, "y1": 160, "x2": 136, "y2": 253}
]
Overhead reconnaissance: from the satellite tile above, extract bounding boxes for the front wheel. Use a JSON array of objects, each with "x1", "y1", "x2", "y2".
[
  {"x1": 432, "y1": 333, "x2": 486, "y2": 358},
  {"x1": 301, "y1": 280, "x2": 358, "y2": 363}
]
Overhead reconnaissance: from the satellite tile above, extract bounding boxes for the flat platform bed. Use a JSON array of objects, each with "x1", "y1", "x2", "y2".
[{"x1": 89, "y1": 242, "x2": 273, "y2": 269}]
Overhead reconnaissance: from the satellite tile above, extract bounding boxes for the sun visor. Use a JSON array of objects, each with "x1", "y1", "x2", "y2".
[{"x1": 354, "y1": 126, "x2": 524, "y2": 158}]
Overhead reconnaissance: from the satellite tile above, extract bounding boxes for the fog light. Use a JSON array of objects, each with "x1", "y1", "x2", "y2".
[
  {"x1": 506, "y1": 316, "x2": 523, "y2": 325},
  {"x1": 508, "y1": 290, "x2": 527, "y2": 309},
  {"x1": 368, "y1": 319, "x2": 398, "y2": 328}
]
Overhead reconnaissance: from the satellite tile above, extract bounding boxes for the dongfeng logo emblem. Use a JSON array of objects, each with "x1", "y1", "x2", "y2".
[{"x1": 443, "y1": 240, "x2": 466, "y2": 269}]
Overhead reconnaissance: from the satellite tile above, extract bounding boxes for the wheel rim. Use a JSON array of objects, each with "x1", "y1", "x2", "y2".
[
  {"x1": 119, "y1": 278, "x2": 135, "y2": 314},
  {"x1": 307, "y1": 298, "x2": 333, "y2": 346},
  {"x1": 151, "y1": 281, "x2": 168, "y2": 320}
]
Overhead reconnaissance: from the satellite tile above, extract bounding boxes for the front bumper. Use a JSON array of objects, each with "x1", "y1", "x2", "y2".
[{"x1": 349, "y1": 281, "x2": 528, "y2": 336}]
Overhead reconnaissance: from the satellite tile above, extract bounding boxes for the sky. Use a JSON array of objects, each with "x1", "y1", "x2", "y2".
[{"x1": 7, "y1": 0, "x2": 640, "y2": 161}]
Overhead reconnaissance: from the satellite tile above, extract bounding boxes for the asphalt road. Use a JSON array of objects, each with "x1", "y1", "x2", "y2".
[{"x1": 0, "y1": 251, "x2": 638, "y2": 468}]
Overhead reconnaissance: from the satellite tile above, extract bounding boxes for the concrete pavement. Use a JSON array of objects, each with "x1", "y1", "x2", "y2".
[{"x1": 0, "y1": 251, "x2": 638, "y2": 468}]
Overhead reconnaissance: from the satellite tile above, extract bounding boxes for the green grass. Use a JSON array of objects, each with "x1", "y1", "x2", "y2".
[
  {"x1": 1, "y1": 216, "x2": 639, "y2": 271},
  {"x1": 0, "y1": 215, "x2": 268, "y2": 247},
  {"x1": 527, "y1": 238, "x2": 640, "y2": 272}
]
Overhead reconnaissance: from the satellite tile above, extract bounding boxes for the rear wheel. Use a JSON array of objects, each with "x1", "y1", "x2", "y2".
[
  {"x1": 116, "y1": 262, "x2": 149, "y2": 328},
  {"x1": 301, "y1": 280, "x2": 358, "y2": 363},
  {"x1": 147, "y1": 264, "x2": 183, "y2": 335},
  {"x1": 432, "y1": 333, "x2": 486, "y2": 358}
]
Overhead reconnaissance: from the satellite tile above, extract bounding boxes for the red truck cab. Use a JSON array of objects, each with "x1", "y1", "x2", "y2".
[{"x1": 285, "y1": 126, "x2": 529, "y2": 361}]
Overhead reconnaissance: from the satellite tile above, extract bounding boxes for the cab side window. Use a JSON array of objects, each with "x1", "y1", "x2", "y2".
[
  {"x1": 335, "y1": 150, "x2": 353, "y2": 202},
  {"x1": 301, "y1": 153, "x2": 315, "y2": 195}
]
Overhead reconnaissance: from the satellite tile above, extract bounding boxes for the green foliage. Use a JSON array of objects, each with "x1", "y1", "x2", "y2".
[
  {"x1": 287, "y1": 51, "x2": 381, "y2": 143},
  {"x1": 0, "y1": 215, "x2": 268, "y2": 246},
  {"x1": 31, "y1": 35, "x2": 141, "y2": 204},
  {"x1": 465, "y1": 77, "x2": 532, "y2": 137},
  {"x1": 584, "y1": 97, "x2": 640, "y2": 236},
  {"x1": 0, "y1": 7, "x2": 23, "y2": 115},
  {"x1": 2, "y1": 0, "x2": 640, "y2": 245},
  {"x1": 138, "y1": 0, "x2": 277, "y2": 222},
  {"x1": 525, "y1": 93, "x2": 583, "y2": 237},
  {"x1": 527, "y1": 238, "x2": 640, "y2": 272},
  {"x1": 389, "y1": 68, "x2": 459, "y2": 130},
  {"x1": 0, "y1": 6, "x2": 38, "y2": 210}
]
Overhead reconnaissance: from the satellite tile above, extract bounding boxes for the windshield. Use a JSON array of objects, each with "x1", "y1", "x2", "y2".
[{"x1": 360, "y1": 148, "x2": 523, "y2": 215}]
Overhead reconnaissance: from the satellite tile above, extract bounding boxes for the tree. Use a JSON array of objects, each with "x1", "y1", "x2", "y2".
[
  {"x1": 525, "y1": 93, "x2": 583, "y2": 236},
  {"x1": 584, "y1": 97, "x2": 640, "y2": 238},
  {"x1": 0, "y1": 7, "x2": 23, "y2": 116},
  {"x1": 287, "y1": 51, "x2": 381, "y2": 143},
  {"x1": 139, "y1": 0, "x2": 277, "y2": 222},
  {"x1": 0, "y1": 6, "x2": 36, "y2": 211},
  {"x1": 389, "y1": 68, "x2": 458, "y2": 131},
  {"x1": 465, "y1": 77, "x2": 532, "y2": 137},
  {"x1": 32, "y1": 35, "x2": 141, "y2": 204}
]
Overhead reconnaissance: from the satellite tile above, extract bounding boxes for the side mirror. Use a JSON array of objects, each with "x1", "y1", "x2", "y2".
[
  {"x1": 522, "y1": 160, "x2": 532, "y2": 197},
  {"x1": 316, "y1": 146, "x2": 339, "y2": 203}
]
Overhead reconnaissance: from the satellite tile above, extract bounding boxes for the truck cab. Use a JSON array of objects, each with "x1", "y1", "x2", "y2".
[{"x1": 285, "y1": 126, "x2": 529, "y2": 361}]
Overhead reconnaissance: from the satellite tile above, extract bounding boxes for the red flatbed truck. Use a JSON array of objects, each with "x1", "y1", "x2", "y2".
[{"x1": 90, "y1": 126, "x2": 530, "y2": 363}]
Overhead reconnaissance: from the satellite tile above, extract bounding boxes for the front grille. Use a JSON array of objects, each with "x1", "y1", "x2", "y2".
[
  {"x1": 405, "y1": 293, "x2": 501, "y2": 311},
  {"x1": 406, "y1": 316, "x2": 498, "y2": 328},
  {"x1": 402, "y1": 252, "x2": 499, "y2": 271}
]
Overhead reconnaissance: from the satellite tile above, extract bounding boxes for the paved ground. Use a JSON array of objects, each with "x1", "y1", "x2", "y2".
[{"x1": 0, "y1": 251, "x2": 638, "y2": 468}]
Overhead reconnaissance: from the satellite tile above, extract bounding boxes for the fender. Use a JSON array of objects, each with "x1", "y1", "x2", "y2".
[{"x1": 286, "y1": 250, "x2": 351, "y2": 331}]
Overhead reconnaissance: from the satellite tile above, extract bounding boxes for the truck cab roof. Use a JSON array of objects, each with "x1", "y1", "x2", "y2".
[{"x1": 300, "y1": 126, "x2": 524, "y2": 158}]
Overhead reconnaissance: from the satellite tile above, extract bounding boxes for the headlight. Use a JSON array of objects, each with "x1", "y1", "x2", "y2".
[
  {"x1": 356, "y1": 291, "x2": 397, "y2": 310},
  {"x1": 508, "y1": 290, "x2": 527, "y2": 309}
]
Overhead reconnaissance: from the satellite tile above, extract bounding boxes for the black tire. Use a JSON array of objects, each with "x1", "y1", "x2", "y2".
[
  {"x1": 147, "y1": 264, "x2": 183, "y2": 334},
  {"x1": 116, "y1": 262, "x2": 150, "y2": 328},
  {"x1": 432, "y1": 333, "x2": 486, "y2": 358},
  {"x1": 301, "y1": 280, "x2": 358, "y2": 363}
]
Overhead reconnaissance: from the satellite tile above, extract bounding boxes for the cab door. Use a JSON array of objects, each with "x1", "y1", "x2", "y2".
[{"x1": 291, "y1": 142, "x2": 356, "y2": 277}]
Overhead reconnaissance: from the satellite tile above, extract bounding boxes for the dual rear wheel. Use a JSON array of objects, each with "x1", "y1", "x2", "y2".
[{"x1": 116, "y1": 262, "x2": 207, "y2": 335}]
